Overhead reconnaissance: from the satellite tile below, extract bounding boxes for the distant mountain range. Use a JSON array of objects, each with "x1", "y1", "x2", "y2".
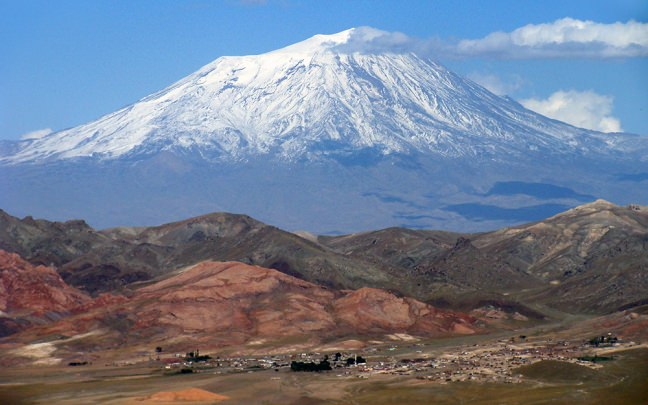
[
  {"x1": 1, "y1": 201, "x2": 646, "y2": 358},
  {"x1": 1, "y1": 27, "x2": 646, "y2": 232},
  {"x1": 2, "y1": 200, "x2": 646, "y2": 318}
]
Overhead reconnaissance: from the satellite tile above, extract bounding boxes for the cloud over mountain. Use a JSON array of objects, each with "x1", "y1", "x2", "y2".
[
  {"x1": 520, "y1": 90, "x2": 623, "y2": 133},
  {"x1": 19, "y1": 128, "x2": 52, "y2": 140},
  {"x1": 334, "y1": 20, "x2": 648, "y2": 59},
  {"x1": 332, "y1": 26, "x2": 427, "y2": 54},
  {"x1": 455, "y1": 18, "x2": 648, "y2": 59}
]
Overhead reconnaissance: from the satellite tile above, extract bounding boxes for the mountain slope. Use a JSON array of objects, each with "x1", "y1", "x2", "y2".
[
  {"x1": 474, "y1": 200, "x2": 648, "y2": 313},
  {"x1": 1, "y1": 28, "x2": 646, "y2": 232},
  {"x1": 0, "y1": 250, "x2": 90, "y2": 337},
  {"x1": 2, "y1": 28, "x2": 629, "y2": 164},
  {"x1": 0, "y1": 201, "x2": 645, "y2": 315},
  {"x1": 0, "y1": 261, "x2": 478, "y2": 359},
  {"x1": 0, "y1": 210, "x2": 407, "y2": 295},
  {"x1": 323, "y1": 200, "x2": 648, "y2": 313}
]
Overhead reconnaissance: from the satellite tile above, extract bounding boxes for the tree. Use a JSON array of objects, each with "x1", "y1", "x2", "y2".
[{"x1": 290, "y1": 356, "x2": 332, "y2": 372}]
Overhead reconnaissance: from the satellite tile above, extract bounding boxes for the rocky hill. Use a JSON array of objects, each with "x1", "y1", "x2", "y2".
[
  {"x1": 321, "y1": 200, "x2": 648, "y2": 313},
  {"x1": 0, "y1": 201, "x2": 646, "y2": 316},
  {"x1": 1, "y1": 260, "x2": 477, "y2": 362},
  {"x1": 0, "y1": 250, "x2": 90, "y2": 336}
]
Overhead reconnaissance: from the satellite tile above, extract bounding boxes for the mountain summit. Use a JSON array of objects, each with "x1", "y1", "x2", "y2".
[
  {"x1": 3, "y1": 27, "x2": 637, "y2": 165},
  {"x1": 1, "y1": 28, "x2": 646, "y2": 232}
]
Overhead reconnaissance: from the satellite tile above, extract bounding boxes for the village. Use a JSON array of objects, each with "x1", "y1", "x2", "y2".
[{"x1": 142, "y1": 334, "x2": 635, "y2": 385}]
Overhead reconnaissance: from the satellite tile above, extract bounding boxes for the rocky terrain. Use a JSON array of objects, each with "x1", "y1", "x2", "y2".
[
  {"x1": 0, "y1": 250, "x2": 90, "y2": 337},
  {"x1": 0, "y1": 202, "x2": 645, "y2": 404},
  {"x1": 0, "y1": 209, "x2": 379, "y2": 294},
  {"x1": 322, "y1": 200, "x2": 648, "y2": 313},
  {"x1": 0, "y1": 260, "x2": 477, "y2": 365},
  {"x1": 1, "y1": 200, "x2": 645, "y2": 317}
]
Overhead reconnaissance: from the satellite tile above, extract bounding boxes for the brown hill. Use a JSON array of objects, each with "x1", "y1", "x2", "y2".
[
  {"x1": 0, "y1": 209, "x2": 159, "y2": 292},
  {"x1": 140, "y1": 388, "x2": 229, "y2": 403},
  {"x1": 472, "y1": 200, "x2": 648, "y2": 279},
  {"x1": 0, "y1": 210, "x2": 107, "y2": 267},
  {"x1": 471, "y1": 200, "x2": 648, "y2": 313},
  {"x1": 0, "y1": 210, "x2": 399, "y2": 295},
  {"x1": 2, "y1": 261, "x2": 477, "y2": 358},
  {"x1": 0, "y1": 200, "x2": 646, "y2": 315},
  {"x1": 0, "y1": 249, "x2": 90, "y2": 336},
  {"x1": 322, "y1": 200, "x2": 648, "y2": 314},
  {"x1": 318, "y1": 227, "x2": 460, "y2": 269},
  {"x1": 99, "y1": 212, "x2": 398, "y2": 292}
]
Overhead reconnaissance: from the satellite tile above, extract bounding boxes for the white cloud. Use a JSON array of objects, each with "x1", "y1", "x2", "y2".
[
  {"x1": 20, "y1": 128, "x2": 53, "y2": 140},
  {"x1": 334, "y1": 27, "x2": 424, "y2": 54},
  {"x1": 455, "y1": 18, "x2": 648, "y2": 58},
  {"x1": 337, "y1": 20, "x2": 648, "y2": 59},
  {"x1": 520, "y1": 90, "x2": 623, "y2": 132},
  {"x1": 466, "y1": 72, "x2": 524, "y2": 96}
]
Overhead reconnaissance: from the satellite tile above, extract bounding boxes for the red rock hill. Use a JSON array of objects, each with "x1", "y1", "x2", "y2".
[
  {"x1": 0, "y1": 249, "x2": 90, "y2": 316},
  {"x1": 3, "y1": 260, "x2": 478, "y2": 351}
]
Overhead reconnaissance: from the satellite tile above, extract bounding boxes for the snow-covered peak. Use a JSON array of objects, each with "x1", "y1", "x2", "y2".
[
  {"x1": 269, "y1": 28, "x2": 356, "y2": 55},
  {"x1": 1, "y1": 28, "x2": 633, "y2": 165},
  {"x1": 268, "y1": 27, "x2": 397, "y2": 56}
]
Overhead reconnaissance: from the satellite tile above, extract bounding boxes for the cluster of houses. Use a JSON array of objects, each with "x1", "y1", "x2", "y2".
[{"x1": 133, "y1": 332, "x2": 630, "y2": 383}]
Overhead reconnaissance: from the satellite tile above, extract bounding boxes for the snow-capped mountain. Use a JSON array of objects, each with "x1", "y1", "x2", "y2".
[
  {"x1": 2, "y1": 27, "x2": 633, "y2": 165},
  {"x1": 1, "y1": 28, "x2": 646, "y2": 232}
]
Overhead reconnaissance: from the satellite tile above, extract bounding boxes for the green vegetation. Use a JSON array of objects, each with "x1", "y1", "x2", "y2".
[
  {"x1": 588, "y1": 335, "x2": 618, "y2": 347},
  {"x1": 291, "y1": 356, "x2": 332, "y2": 372},
  {"x1": 185, "y1": 349, "x2": 211, "y2": 363},
  {"x1": 345, "y1": 355, "x2": 366, "y2": 366}
]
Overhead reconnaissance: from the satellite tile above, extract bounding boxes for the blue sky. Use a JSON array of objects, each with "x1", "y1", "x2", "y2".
[{"x1": 1, "y1": 0, "x2": 647, "y2": 140}]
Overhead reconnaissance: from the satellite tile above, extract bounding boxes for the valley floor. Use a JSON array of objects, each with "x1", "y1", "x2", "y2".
[{"x1": 1, "y1": 329, "x2": 646, "y2": 405}]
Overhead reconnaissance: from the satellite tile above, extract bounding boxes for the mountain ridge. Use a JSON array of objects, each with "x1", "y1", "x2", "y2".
[
  {"x1": 1, "y1": 200, "x2": 646, "y2": 315},
  {"x1": 0, "y1": 259, "x2": 479, "y2": 360},
  {"x1": 2, "y1": 27, "x2": 641, "y2": 165},
  {"x1": 1, "y1": 27, "x2": 646, "y2": 233}
]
